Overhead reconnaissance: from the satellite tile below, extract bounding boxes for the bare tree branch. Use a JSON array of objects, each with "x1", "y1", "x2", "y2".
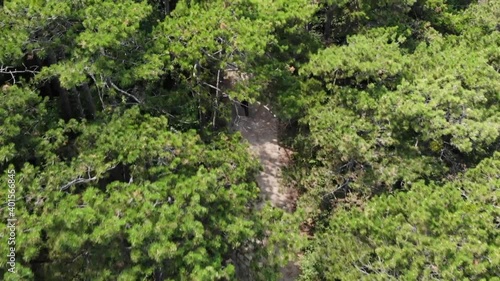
[
  {"x1": 0, "y1": 63, "x2": 39, "y2": 86},
  {"x1": 60, "y1": 176, "x2": 98, "y2": 191},
  {"x1": 0, "y1": 65, "x2": 40, "y2": 74},
  {"x1": 0, "y1": 65, "x2": 40, "y2": 84},
  {"x1": 107, "y1": 80, "x2": 142, "y2": 104}
]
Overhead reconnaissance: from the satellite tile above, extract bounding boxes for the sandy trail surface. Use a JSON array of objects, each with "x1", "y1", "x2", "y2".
[
  {"x1": 230, "y1": 102, "x2": 299, "y2": 281},
  {"x1": 231, "y1": 102, "x2": 294, "y2": 209}
]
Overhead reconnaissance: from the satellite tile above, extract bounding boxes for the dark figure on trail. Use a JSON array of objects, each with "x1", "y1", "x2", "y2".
[{"x1": 241, "y1": 100, "x2": 249, "y2": 117}]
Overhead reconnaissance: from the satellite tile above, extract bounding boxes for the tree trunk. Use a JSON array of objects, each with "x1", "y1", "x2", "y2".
[
  {"x1": 324, "y1": 6, "x2": 334, "y2": 41},
  {"x1": 78, "y1": 83, "x2": 96, "y2": 119},
  {"x1": 164, "y1": 0, "x2": 170, "y2": 15},
  {"x1": 70, "y1": 88, "x2": 84, "y2": 120},
  {"x1": 47, "y1": 52, "x2": 73, "y2": 121},
  {"x1": 55, "y1": 80, "x2": 73, "y2": 121}
]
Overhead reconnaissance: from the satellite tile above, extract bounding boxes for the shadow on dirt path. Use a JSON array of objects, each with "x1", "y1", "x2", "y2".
[{"x1": 230, "y1": 101, "x2": 300, "y2": 281}]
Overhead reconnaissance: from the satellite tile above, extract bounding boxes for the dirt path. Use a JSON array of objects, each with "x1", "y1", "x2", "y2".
[
  {"x1": 230, "y1": 102, "x2": 294, "y2": 209},
  {"x1": 230, "y1": 102, "x2": 300, "y2": 280}
]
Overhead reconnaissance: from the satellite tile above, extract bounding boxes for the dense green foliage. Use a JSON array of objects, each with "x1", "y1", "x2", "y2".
[
  {"x1": 301, "y1": 153, "x2": 500, "y2": 280},
  {"x1": 291, "y1": 1, "x2": 499, "y2": 280},
  {"x1": 1, "y1": 0, "x2": 498, "y2": 280},
  {"x1": 0, "y1": 0, "x2": 311, "y2": 280}
]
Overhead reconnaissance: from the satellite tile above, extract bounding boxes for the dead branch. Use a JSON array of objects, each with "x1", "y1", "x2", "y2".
[
  {"x1": 108, "y1": 80, "x2": 142, "y2": 104},
  {"x1": 60, "y1": 176, "x2": 98, "y2": 191}
]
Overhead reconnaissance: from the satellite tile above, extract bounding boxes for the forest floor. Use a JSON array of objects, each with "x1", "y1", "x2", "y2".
[{"x1": 230, "y1": 102, "x2": 300, "y2": 281}]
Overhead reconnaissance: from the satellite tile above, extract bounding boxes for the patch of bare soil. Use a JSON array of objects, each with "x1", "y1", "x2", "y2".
[
  {"x1": 230, "y1": 102, "x2": 300, "y2": 280},
  {"x1": 230, "y1": 102, "x2": 295, "y2": 209}
]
